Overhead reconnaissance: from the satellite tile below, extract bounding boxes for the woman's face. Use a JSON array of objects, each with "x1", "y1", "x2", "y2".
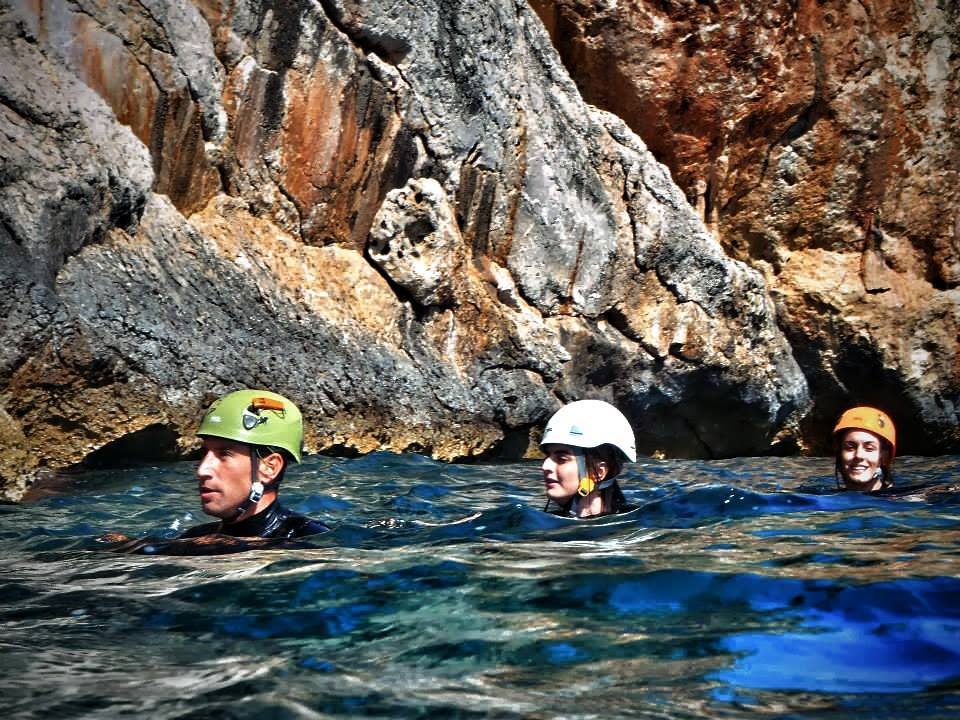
[
  {"x1": 541, "y1": 444, "x2": 582, "y2": 503},
  {"x1": 838, "y1": 429, "x2": 884, "y2": 489}
]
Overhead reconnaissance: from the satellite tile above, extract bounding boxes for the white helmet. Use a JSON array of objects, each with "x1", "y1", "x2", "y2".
[{"x1": 540, "y1": 399, "x2": 637, "y2": 462}]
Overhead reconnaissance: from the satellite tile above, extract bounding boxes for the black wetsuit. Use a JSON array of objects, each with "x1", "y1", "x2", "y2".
[
  {"x1": 546, "y1": 483, "x2": 635, "y2": 517},
  {"x1": 179, "y1": 501, "x2": 330, "y2": 539}
]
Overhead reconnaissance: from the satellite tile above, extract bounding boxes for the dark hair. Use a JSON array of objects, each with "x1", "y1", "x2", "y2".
[
  {"x1": 586, "y1": 444, "x2": 624, "y2": 483},
  {"x1": 588, "y1": 444, "x2": 627, "y2": 515}
]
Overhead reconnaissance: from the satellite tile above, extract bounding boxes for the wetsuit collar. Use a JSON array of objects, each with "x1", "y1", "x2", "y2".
[{"x1": 220, "y1": 500, "x2": 285, "y2": 538}]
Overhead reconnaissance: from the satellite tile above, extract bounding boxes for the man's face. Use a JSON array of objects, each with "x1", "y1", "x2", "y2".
[{"x1": 196, "y1": 437, "x2": 253, "y2": 518}]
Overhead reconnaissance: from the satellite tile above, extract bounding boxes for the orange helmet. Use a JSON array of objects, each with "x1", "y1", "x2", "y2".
[{"x1": 833, "y1": 406, "x2": 897, "y2": 461}]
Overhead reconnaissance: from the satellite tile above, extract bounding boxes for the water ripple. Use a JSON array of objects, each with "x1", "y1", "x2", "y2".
[{"x1": 1, "y1": 453, "x2": 958, "y2": 717}]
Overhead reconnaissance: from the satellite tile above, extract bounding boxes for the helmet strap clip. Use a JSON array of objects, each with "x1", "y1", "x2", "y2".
[
  {"x1": 248, "y1": 481, "x2": 265, "y2": 504},
  {"x1": 575, "y1": 451, "x2": 594, "y2": 497},
  {"x1": 233, "y1": 447, "x2": 266, "y2": 520}
]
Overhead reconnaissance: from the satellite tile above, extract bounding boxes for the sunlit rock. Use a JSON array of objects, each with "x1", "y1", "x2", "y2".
[
  {"x1": 368, "y1": 178, "x2": 466, "y2": 308},
  {"x1": 532, "y1": 0, "x2": 960, "y2": 452},
  {"x1": 0, "y1": 0, "x2": 819, "y2": 499}
]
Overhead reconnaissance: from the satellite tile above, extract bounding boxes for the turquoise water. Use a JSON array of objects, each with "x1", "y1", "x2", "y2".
[{"x1": 2, "y1": 453, "x2": 959, "y2": 718}]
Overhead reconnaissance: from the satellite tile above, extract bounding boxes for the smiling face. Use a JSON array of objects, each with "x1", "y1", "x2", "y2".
[
  {"x1": 196, "y1": 437, "x2": 256, "y2": 519},
  {"x1": 541, "y1": 444, "x2": 584, "y2": 504},
  {"x1": 838, "y1": 429, "x2": 885, "y2": 491}
]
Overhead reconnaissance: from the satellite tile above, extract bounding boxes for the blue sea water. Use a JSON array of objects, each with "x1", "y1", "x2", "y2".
[{"x1": 1, "y1": 453, "x2": 959, "y2": 718}]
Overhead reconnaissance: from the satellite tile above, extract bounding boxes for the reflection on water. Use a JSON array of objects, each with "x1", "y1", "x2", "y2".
[{"x1": 2, "y1": 454, "x2": 960, "y2": 718}]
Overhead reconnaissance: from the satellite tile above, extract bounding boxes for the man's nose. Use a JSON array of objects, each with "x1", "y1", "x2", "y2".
[{"x1": 196, "y1": 451, "x2": 215, "y2": 478}]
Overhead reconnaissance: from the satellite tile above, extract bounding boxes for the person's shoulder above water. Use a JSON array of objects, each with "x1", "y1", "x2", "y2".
[
  {"x1": 179, "y1": 500, "x2": 330, "y2": 539},
  {"x1": 177, "y1": 520, "x2": 221, "y2": 539},
  {"x1": 538, "y1": 399, "x2": 637, "y2": 519},
  {"x1": 271, "y1": 505, "x2": 331, "y2": 538},
  {"x1": 544, "y1": 484, "x2": 637, "y2": 518}
]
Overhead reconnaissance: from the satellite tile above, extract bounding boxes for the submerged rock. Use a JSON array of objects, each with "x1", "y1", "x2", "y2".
[{"x1": 0, "y1": 0, "x2": 814, "y2": 499}]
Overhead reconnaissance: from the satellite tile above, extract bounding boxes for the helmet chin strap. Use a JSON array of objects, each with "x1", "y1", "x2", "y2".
[
  {"x1": 873, "y1": 467, "x2": 892, "y2": 489},
  {"x1": 575, "y1": 451, "x2": 594, "y2": 497},
  {"x1": 572, "y1": 449, "x2": 615, "y2": 515},
  {"x1": 233, "y1": 448, "x2": 267, "y2": 520}
]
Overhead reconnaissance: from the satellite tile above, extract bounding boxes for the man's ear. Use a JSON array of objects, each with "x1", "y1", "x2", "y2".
[{"x1": 258, "y1": 452, "x2": 285, "y2": 486}]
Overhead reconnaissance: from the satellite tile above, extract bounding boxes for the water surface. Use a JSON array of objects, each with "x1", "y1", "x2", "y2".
[{"x1": 2, "y1": 454, "x2": 959, "y2": 718}]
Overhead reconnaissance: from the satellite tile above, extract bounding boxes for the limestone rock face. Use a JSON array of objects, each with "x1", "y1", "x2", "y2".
[
  {"x1": 0, "y1": 0, "x2": 809, "y2": 498},
  {"x1": 368, "y1": 179, "x2": 467, "y2": 307},
  {"x1": 532, "y1": 0, "x2": 960, "y2": 454}
]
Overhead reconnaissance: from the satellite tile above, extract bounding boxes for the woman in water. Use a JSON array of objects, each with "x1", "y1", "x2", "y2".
[
  {"x1": 540, "y1": 399, "x2": 637, "y2": 517},
  {"x1": 833, "y1": 406, "x2": 896, "y2": 492}
]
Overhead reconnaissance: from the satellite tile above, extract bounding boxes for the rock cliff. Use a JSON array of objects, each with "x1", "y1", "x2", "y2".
[
  {"x1": 3, "y1": 0, "x2": 914, "y2": 500},
  {"x1": 532, "y1": 0, "x2": 959, "y2": 456}
]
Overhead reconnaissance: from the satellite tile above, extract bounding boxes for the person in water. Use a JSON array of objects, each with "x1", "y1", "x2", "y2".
[
  {"x1": 540, "y1": 399, "x2": 637, "y2": 518},
  {"x1": 178, "y1": 389, "x2": 330, "y2": 539},
  {"x1": 833, "y1": 406, "x2": 896, "y2": 492}
]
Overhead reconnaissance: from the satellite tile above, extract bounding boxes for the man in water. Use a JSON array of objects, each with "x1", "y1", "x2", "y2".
[
  {"x1": 101, "y1": 389, "x2": 328, "y2": 553},
  {"x1": 178, "y1": 389, "x2": 329, "y2": 539}
]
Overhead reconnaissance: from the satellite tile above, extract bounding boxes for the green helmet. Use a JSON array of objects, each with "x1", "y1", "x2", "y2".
[{"x1": 197, "y1": 389, "x2": 303, "y2": 463}]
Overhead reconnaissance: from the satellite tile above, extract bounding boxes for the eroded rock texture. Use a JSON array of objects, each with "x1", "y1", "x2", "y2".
[
  {"x1": 3, "y1": 0, "x2": 812, "y2": 498},
  {"x1": 532, "y1": 0, "x2": 960, "y2": 454}
]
